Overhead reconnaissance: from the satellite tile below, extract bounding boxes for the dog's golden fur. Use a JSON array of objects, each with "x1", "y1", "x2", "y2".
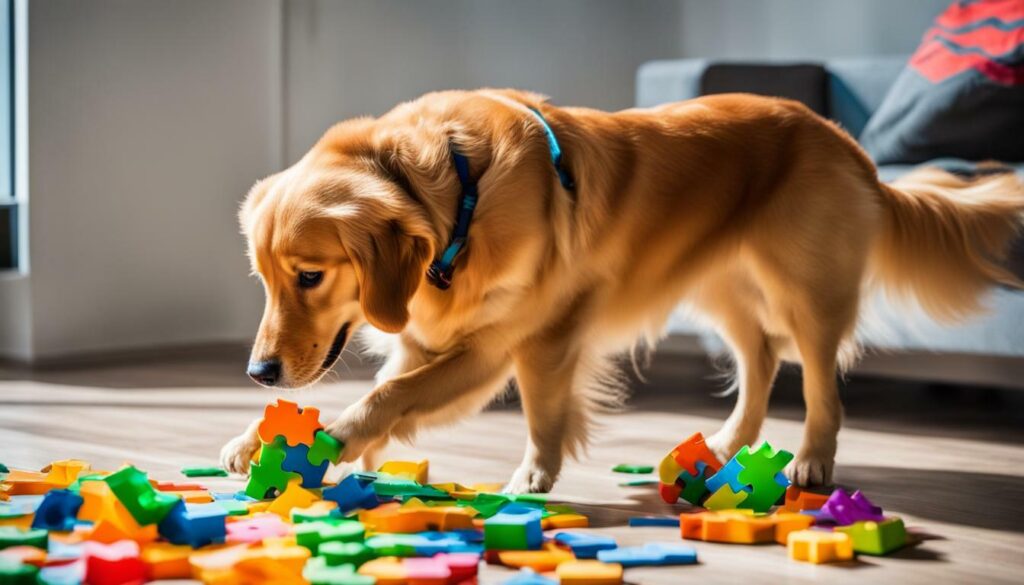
[{"x1": 222, "y1": 89, "x2": 1024, "y2": 491}]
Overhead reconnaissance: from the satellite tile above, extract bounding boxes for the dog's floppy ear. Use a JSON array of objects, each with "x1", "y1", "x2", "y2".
[{"x1": 355, "y1": 219, "x2": 433, "y2": 333}]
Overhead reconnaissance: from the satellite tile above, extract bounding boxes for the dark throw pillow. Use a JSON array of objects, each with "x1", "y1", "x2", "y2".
[{"x1": 860, "y1": 0, "x2": 1024, "y2": 165}]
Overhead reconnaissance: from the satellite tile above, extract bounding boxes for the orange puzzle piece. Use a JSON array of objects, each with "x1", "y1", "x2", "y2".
[
  {"x1": 497, "y1": 542, "x2": 575, "y2": 571},
  {"x1": 782, "y1": 486, "x2": 830, "y2": 513},
  {"x1": 359, "y1": 503, "x2": 475, "y2": 533},
  {"x1": 257, "y1": 399, "x2": 323, "y2": 447},
  {"x1": 557, "y1": 560, "x2": 623, "y2": 585},
  {"x1": 680, "y1": 510, "x2": 776, "y2": 544},
  {"x1": 670, "y1": 433, "x2": 723, "y2": 477}
]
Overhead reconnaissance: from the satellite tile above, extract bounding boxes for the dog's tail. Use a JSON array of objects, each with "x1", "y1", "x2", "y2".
[{"x1": 870, "y1": 165, "x2": 1024, "y2": 321}]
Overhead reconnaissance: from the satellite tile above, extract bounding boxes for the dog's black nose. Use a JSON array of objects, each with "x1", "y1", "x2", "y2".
[{"x1": 247, "y1": 359, "x2": 282, "y2": 386}]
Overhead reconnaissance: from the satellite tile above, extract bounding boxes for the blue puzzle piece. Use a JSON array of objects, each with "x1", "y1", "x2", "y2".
[
  {"x1": 30, "y1": 489, "x2": 83, "y2": 531},
  {"x1": 413, "y1": 531, "x2": 484, "y2": 555},
  {"x1": 502, "y1": 568, "x2": 558, "y2": 585},
  {"x1": 596, "y1": 542, "x2": 698, "y2": 567},
  {"x1": 281, "y1": 443, "x2": 329, "y2": 489},
  {"x1": 774, "y1": 471, "x2": 789, "y2": 487},
  {"x1": 552, "y1": 532, "x2": 617, "y2": 559},
  {"x1": 322, "y1": 474, "x2": 379, "y2": 513},
  {"x1": 704, "y1": 456, "x2": 751, "y2": 495},
  {"x1": 628, "y1": 515, "x2": 680, "y2": 527},
  {"x1": 157, "y1": 500, "x2": 226, "y2": 548}
]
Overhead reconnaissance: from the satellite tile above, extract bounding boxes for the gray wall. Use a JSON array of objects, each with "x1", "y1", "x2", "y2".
[
  {"x1": 17, "y1": 0, "x2": 282, "y2": 359},
  {"x1": 677, "y1": 0, "x2": 950, "y2": 60},
  {"x1": 284, "y1": 0, "x2": 682, "y2": 162}
]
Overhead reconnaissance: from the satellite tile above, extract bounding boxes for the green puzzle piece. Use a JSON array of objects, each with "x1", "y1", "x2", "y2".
[
  {"x1": 295, "y1": 519, "x2": 365, "y2": 555},
  {"x1": 835, "y1": 518, "x2": 907, "y2": 555},
  {"x1": 308, "y1": 431, "x2": 344, "y2": 467},
  {"x1": 364, "y1": 534, "x2": 422, "y2": 557},
  {"x1": 319, "y1": 541, "x2": 375, "y2": 568},
  {"x1": 246, "y1": 438, "x2": 301, "y2": 500},
  {"x1": 735, "y1": 442, "x2": 794, "y2": 512},
  {"x1": 0, "y1": 527, "x2": 48, "y2": 550},
  {"x1": 612, "y1": 464, "x2": 654, "y2": 474},
  {"x1": 104, "y1": 466, "x2": 180, "y2": 525},
  {"x1": 181, "y1": 466, "x2": 228, "y2": 478},
  {"x1": 303, "y1": 557, "x2": 375, "y2": 585}
]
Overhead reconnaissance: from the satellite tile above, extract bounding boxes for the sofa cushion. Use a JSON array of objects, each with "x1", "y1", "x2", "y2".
[
  {"x1": 699, "y1": 64, "x2": 828, "y2": 116},
  {"x1": 860, "y1": 0, "x2": 1024, "y2": 164}
]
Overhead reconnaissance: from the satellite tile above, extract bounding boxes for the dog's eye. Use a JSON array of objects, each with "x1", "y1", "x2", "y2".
[{"x1": 298, "y1": 271, "x2": 324, "y2": 289}]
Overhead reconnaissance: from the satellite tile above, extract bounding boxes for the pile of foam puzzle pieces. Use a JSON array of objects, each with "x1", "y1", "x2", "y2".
[{"x1": 0, "y1": 400, "x2": 911, "y2": 584}]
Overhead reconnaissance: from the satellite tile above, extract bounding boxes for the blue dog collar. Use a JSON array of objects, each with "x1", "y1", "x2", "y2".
[{"x1": 427, "y1": 107, "x2": 574, "y2": 290}]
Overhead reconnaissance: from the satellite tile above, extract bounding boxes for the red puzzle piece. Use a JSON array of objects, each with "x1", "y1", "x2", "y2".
[
  {"x1": 257, "y1": 399, "x2": 323, "y2": 447},
  {"x1": 670, "y1": 433, "x2": 723, "y2": 477}
]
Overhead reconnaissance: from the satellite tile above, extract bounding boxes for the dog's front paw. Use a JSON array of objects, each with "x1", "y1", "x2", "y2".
[
  {"x1": 786, "y1": 451, "x2": 835, "y2": 486},
  {"x1": 219, "y1": 432, "x2": 261, "y2": 475},
  {"x1": 324, "y1": 400, "x2": 392, "y2": 464},
  {"x1": 704, "y1": 431, "x2": 747, "y2": 465},
  {"x1": 504, "y1": 463, "x2": 557, "y2": 494}
]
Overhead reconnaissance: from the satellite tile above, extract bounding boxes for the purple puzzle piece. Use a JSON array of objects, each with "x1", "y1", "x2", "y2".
[{"x1": 819, "y1": 489, "x2": 884, "y2": 525}]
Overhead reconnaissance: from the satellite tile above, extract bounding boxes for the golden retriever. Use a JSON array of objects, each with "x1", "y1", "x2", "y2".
[{"x1": 220, "y1": 89, "x2": 1024, "y2": 492}]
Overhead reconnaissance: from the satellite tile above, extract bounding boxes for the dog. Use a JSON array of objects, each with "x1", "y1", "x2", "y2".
[{"x1": 220, "y1": 89, "x2": 1024, "y2": 492}]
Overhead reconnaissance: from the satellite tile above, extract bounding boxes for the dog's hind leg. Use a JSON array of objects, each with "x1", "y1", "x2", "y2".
[{"x1": 698, "y1": 282, "x2": 780, "y2": 464}]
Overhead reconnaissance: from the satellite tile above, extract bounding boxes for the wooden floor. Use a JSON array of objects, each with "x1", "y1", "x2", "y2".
[{"x1": 3, "y1": 344, "x2": 1024, "y2": 584}]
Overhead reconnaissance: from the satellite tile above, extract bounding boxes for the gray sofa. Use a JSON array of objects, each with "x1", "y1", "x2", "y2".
[{"x1": 635, "y1": 57, "x2": 1024, "y2": 373}]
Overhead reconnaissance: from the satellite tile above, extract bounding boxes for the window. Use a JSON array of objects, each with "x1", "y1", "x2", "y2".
[{"x1": 0, "y1": 0, "x2": 14, "y2": 270}]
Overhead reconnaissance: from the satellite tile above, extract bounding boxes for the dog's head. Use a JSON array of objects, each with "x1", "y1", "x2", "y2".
[{"x1": 239, "y1": 119, "x2": 437, "y2": 388}]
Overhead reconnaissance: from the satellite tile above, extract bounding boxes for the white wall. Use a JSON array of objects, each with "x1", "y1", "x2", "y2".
[
  {"x1": 677, "y1": 0, "x2": 950, "y2": 60},
  {"x1": 20, "y1": 0, "x2": 282, "y2": 359},
  {"x1": 284, "y1": 0, "x2": 683, "y2": 162}
]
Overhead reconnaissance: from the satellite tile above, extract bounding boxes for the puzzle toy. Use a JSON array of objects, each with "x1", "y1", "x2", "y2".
[
  {"x1": 787, "y1": 529, "x2": 854, "y2": 564},
  {"x1": 835, "y1": 518, "x2": 906, "y2": 555},
  {"x1": 818, "y1": 488, "x2": 885, "y2": 525},
  {"x1": 657, "y1": 432, "x2": 723, "y2": 506},
  {"x1": 0, "y1": 404, "x2": 924, "y2": 582}
]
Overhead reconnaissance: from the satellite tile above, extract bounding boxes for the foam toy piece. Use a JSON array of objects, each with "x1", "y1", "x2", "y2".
[
  {"x1": 267, "y1": 480, "x2": 319, "y2": 519},
  {"x1": 819, "y1": 489, "x2": 884, "y2": 525},
  {"x1": 323, "y1": 474, "x2": 380, "y2": 514},
  {"x1": 788, "y1": 529, "x2": 854, "y2": 564},
  {"x1": 496, "y1": 541, "x2": 574, "y2": 571},
  {"x1": 361, "y1": 503, "x2": 476, "y2": 534},
  {"x1": 402, "y1": 556, "x2": 451, "y2": 583},
  {"x1": 30, "y1": 489, "x2": 83, "y2": 531},
  {"x1": 612, "y1": 464, "x2": 653, "y2": 474},
  {"x1": 226, "y1": 513, "x2": 290, "y2": 544},
  {"x1": 0, "y1": 527, "x2": 48, "y2": 550},
  {"x1": 733, "y1": 443, "x2": 793, "y2": 512},
  {"x1": 596, "y1": 542, "x2": 697, "y2": 567},
  {"x1": 703, "y1": 485, "x2": 749, "y2": 510},
  {"x1": 503, "y1": 567, "x2": 558, "y2": 585},
  {"x1": 154, "y1": 481, "x2": 204, "y2": 492},
  {"x1": 308, "y1": 431, "x2": 344, "y2": 467},
  {"x1": 484, "y1": 506, "x2": 543, "y2": 550},
  {"x1": 552, "y1": 532, "x2": 617, "y2": 559},
  {"x1": 319, "y1": 541, "x2": 375, "y2": 568},
  {"x1": 180, "y1": 467, "x2": 228, "y2": 478},
  {"x1": 257, "y1": 398, "x2": 324, "y2": 447},
  {"x1": 43, "y1": 460, "x2": 91, "y2": 489},
  {"x1": 0, "y1": 556, "x2": 39, "y2": 584},
  {"x1": 378, "y1": 460, "x2": 430, "y2": 484},
  {"x1": 292, "y1": 500, "x2": 340, "y2": 523},
  {"x1": 140, "y1": 542, "x2": 192, "y2": 580},
  {"x1": 680, "y1": 510, "x2": 776, "y2": 544},
  {"x1": 782, "y1": 486, "x2": 830, "y2": 512},
  {"x1": 247, "y1": 438, "x2": 303, "y2": 500},
  {"x1": 0, "y1": 545, "x2": 47, "y2": 567},
  {"x1": 628, "y1": 515, "x2": 680, "y2": 527},
  {"x1": 835, "y1": 518, "x2": 907, "y2": 555},
  {"x1": 357, "y1": 556, "x2": 407, "y2": 583},
  {"x1": 303, "y1": 556, "x2": 376, "y2": 585},
  {"x1": 77, "y1": 481, "x2": 156, "y2": 544},
  {"x1": 157, "y1": 500, "x2": 226, "y2": 548},
  {"x1": 167, "y1": 490, "x2": 214, "y2": 504},
  {"x1": 83, "y1": 540, "x2": 146, "y2": 585},
  {"x1": 658, "y1": 453, "x2": 685, "y2": 486},
  {"x1": 295, "y1": 519, "x2": 366, "y2": 555},
  {"x1": 556, "y1": 559, "x2": 623, "y2": 584},
  {"x1": 103, "y1": 466, "x2": 180, "y2": 526},
  {"x1": 619, "y1": 479, "x2": 658, "y2": 487},
  {"x1": 412, "y1": 531, "x2": 484, "y2": 556},
  {"x1": 187, "y1": 543, "x2": 251, "y2": 582},
  {"x1": 541, "y1": 513, "x2": 588, "y2": 529},
  {"x1": 37, "y1": 559, "x2": 86, "y2": 585},
  {"x1": 282, "y1": 443, "x2": 330, "y2": 488},
  {"x1": 704, "y1": 457, "x2": 749, "y2": 496},
  {"x1": 241, "y1": 540, "x2": 311, "y2": 575},
  {"x1": 433, "y1": 552, "x2": 480, "y2": 581},
  {"x1": 772, "y1": 512, "x2": 815, "y2": 545}
]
